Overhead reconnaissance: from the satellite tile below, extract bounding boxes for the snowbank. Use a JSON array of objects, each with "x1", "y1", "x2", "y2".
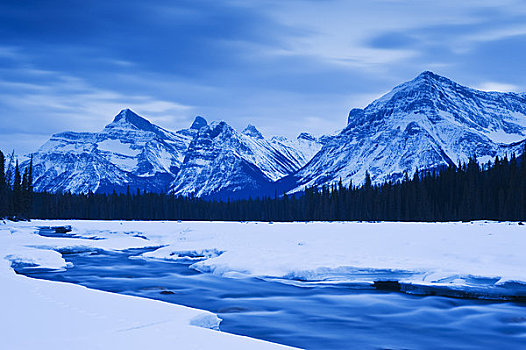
[
  {"x1": 132, "y1": 220, "x2": 525, "y2": 287},
  {"x1": 0, "y1": 221, "x2": 293, "y2": 350}
]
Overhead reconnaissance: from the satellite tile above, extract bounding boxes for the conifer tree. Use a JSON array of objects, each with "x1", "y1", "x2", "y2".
[
  {"x1": 22, "y1": 168, "x2": 28, "y2": 216},
  {"x1": 12, "y1": 161, "x2": 22, "y2": 217},
  {"x1": 4, "y1": 151, "x2": 15, "y2": 186},
  {"x1": 0, "y1": 150, "x2": 6, "y2": 216},
  {"x1": 21, "y1": 165, "x2": 34, "y2": 218},
  {"x1": 28, "y1": 155, "x2": 33, "y2": 193},
  {"x1": 364, "y1": 171, "x2": 372, "y2": 189}
]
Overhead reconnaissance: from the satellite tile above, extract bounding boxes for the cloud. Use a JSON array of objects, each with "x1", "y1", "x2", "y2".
[
  {"x1": 0, "y1": 65, "x2": 194, "y2": 155},
  {"x1": 0, "y1": 46, "x2": 23, "y2": 59},
  {"x1": 475, "y1": 82, "x2": 521, "y2": 92},
  {"x1": 1, "y1": 0, "x2": 526, "y2": 156}
]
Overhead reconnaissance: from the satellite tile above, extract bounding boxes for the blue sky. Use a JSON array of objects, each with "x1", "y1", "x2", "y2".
[{"x1": 2, "y1": 0, "x2": 526, "y2": 155}]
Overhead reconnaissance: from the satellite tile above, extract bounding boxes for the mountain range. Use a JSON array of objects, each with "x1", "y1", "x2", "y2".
[
  {"x1": 23, "y1": 71, "x2": 526, "y2": 198},
  {"x1": 26, "y1": 109, "x2": 324, "y2": 198}
]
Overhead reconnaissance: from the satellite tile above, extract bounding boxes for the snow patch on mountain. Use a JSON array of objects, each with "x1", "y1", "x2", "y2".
[
  {"x1": 270, "y1": 133, "x2": 325, "y2": 169},
  {"x1": 97, "y1": 139, "x2": 141, "y2": 157}
]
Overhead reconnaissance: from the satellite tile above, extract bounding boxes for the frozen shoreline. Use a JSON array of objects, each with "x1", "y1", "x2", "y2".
[
  {"x1": 2, "y1": 219, "x2": 525, "y2": 348},
  {"x1": 0, "y1": 221, "x2": 295, "y2": 350}
]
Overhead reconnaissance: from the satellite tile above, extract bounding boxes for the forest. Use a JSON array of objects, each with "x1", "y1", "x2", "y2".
[{"x1": 1, "y1": 149, "x2": 525, "y2": 222}]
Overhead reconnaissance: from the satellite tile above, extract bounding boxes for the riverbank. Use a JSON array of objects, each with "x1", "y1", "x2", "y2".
[
  {"x1": 1, "y1": 220, "x2": 525, "y2": 348},
  {"x1": 0, "y1": 221, "x2": 294, "y2": 350}
]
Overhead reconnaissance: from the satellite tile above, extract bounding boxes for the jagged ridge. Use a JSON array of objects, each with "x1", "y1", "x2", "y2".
[{"x1": 25, "y1": 110, "x2": 322, "y2": 196}]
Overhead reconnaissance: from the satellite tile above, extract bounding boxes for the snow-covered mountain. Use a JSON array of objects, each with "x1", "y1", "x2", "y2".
[
  {"x1": 27, "y1": 109, "x2": 193, "y2": 193},
  {"x1": 285, "y1": 71, "x2": 526, "y2": 192},
  {"x1": 24, "y1": 71, "x2": 526, "y2": 198},
  {"x1": 170, "y1": 122, "x2": 323, "y2": 198},
  {"x1": 26, "y1": 109, "x2": 322, "y2": 196}
]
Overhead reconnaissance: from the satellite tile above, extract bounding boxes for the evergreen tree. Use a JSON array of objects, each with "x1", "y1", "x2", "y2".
[
  {"x1": 12, "y1": 161, "x2": 22, "y2": 217},
  {"x1": 0, "y1": 150, "x2": 6, "y2": 216},
  {"x1": 21, "y1": 166, "x2": 33, "y2": 218}
]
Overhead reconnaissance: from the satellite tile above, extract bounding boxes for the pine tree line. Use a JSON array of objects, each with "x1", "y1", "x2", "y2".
[
  {"x1": 0, "y1": 150, "x2": 33, "y2": 219},
  {"x1": 299, "y1": 152, "x2": 526, "y2": 222},
  {"x1": 3, "y1": 147, "x2": 523, "y2": 222}
]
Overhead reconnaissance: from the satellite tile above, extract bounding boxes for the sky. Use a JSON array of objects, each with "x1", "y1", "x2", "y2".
[{"x1": 2, "y1": 0, "x2": 526, "y2": 155}]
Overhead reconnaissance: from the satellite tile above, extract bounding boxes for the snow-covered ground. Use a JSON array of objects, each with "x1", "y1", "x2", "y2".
[
  {"x1": 2, "y1": 220, "x2": 525, "y2": 348},
  {"x1": 0, "y1": 221, "x2": 294, "y2": 350}
]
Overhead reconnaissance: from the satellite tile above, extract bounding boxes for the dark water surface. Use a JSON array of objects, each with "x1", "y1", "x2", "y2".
[{"x1": 15, "y1": 248, "x2": 526, "y2": 350}]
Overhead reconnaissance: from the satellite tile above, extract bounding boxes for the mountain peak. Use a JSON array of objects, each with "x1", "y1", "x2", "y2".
[
  {"x1": 113, "y1": 108, "x2": 141, "y2": 122},
  {"x1": 190, "y1": 116, "x2": 208, "y2": 130},
  {"x1": 409, "y1": 71, "x2": 454, "y2": 88},
  {"x1": 366, "y1": 71, "x2": 455, "y2": 112},
  {"x1": 243, "y1": 124, "x2": 264, "y2": 139},
  {"x1": 416, "y1": 70, "x2": 439, "y2": 79},
  {"x1": 107, "y1": 109, "x2": 156, "y2": 132}
]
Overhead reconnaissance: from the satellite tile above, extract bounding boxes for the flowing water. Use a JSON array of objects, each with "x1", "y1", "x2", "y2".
[{"x1": 15, "y1": 247, "x2": 526, "y2": 349}]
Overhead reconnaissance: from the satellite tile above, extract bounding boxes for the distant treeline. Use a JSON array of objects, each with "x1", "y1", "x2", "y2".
[
  {"x1": 1, "y1": 149, "x2": 525, "y2": 221},
  {"x1": 0, "y1": 151, "x2": 33, "y2": 219}
]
